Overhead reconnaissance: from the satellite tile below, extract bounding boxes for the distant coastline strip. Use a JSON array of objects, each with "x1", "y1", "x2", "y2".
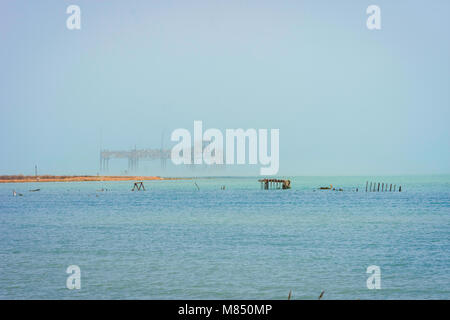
[{"x1": 0, "y1": 175, "x2": 186, "y2": 183}]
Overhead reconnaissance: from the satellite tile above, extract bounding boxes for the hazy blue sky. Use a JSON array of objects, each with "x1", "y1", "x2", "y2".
[{"x1": 1, "y1": 0, "x2": 449, "y2": 176}]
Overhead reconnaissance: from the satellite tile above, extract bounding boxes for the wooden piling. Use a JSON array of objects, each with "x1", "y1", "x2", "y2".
[
  {"x1": 132, "y1": 182, "x2": 145, "y2": 191},
  {"x1": 318, "y1": 290, "x2": 325, "y2": 300},
  {"x1": 365, "y1": 182, "x2": 400, "y2": 193}
]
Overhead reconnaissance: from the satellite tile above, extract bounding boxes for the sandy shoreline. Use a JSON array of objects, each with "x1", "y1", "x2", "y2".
[{"x1": 0, "y1": 175, "x2": 182, "y2": 183}]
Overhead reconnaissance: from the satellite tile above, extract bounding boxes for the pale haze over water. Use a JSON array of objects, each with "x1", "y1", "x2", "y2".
[{"x1": 0, "y1": 0, "x2": 449, "y2": 176}]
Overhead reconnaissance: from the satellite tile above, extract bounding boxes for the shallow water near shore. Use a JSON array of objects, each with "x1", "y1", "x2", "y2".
[{"x1": 0, "y1": 175, "x2": 449, "y2": 299}]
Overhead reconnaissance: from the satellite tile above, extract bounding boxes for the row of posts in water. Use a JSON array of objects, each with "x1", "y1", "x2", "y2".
[{"x1": 366, "y1": 181, "x2": 401, "y2": 192}]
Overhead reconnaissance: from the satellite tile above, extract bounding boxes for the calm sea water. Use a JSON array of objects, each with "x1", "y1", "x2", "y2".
[{"x1": 0, "y1": 176, "x2": 449, "y2": 299}]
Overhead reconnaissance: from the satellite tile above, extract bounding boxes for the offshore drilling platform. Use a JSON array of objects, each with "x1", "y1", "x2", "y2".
[
  {"x1": 99, "y1": 148, "x2": 171, "y2": 172},
  {"x1": 99, "y1": 131, "x2": 224, "y2": 173}
]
